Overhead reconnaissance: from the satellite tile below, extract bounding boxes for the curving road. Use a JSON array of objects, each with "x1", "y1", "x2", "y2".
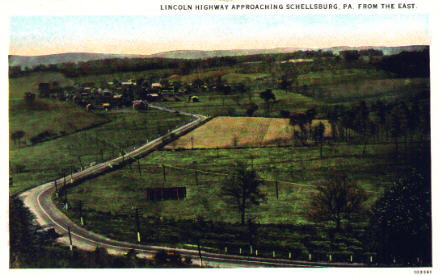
[{"x1": 18, "y1": 104, "x2": 363, "y2": 268}]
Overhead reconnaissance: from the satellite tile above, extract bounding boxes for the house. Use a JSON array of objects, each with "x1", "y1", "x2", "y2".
[
  {"x1": 146, "y1": 93, "x2": 161, "y2": 102},
  {"x1": 189, "y1": 96, "x2": 200, "y2": 102},
  {"x1": 86, "y1": 103, "x2": 94, "y2": 112},
  {"x1": 102, "y1": 103, "x2": 111, "y2": 110},
  {"x1": 151, "y1": 83, "x2": 162, "y2": 89},
  {"x1": 132, "y1": 100, "x2": 148, "y2": 110},
  {"x1": 102, "y1": 89, "x2": 112, "y2": 97}
]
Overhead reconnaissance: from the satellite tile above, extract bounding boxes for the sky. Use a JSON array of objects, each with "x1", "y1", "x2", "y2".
[{"x1": 9, "y1": 14, "x2": 430, "y2": 56}]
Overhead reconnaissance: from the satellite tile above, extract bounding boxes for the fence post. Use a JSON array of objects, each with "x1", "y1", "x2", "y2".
[
  {"x1": 350, "y1": 255, "x2": 353, "y2": 263},
  {"x1": 273, "y1": 250, "x2": 275, "y2": 258},
  {"x1": 79, "y1": 201, "x2": 84, "y2": 226},
  {"x1": 309, "y1": 253, "x2": 312, "y2": 261},
  {"x1": 135, "y1": 208, "x2": 141, "y2": 243},
  {"x1": 239, "y1": 248, "x2": 242, "y2": 255},
  {"x1": 68, "y1": 226, "x2": 73, "y2": 251},
  {"x1": 255, "y1": 249, "x2": 258, "y2": 256},
  {"x1": 289, "y1": 252, "x2": 292, "y2": 259},
  {"x1": 329, "y1": 254, "x2": 332, "y2": 262},
  {"x1": 224, "y1": 246, "x2": 227, "y2": 253}
]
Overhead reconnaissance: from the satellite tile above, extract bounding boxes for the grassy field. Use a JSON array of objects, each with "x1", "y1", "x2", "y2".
[
  {"x1": 161, "y1": 89, "x2": 323, "y2": 117},
  {"x1": 57, "y1": 137, "x2": 419, "y2": 259},
  {"x1": 72, "y1": 68, "x2": 173, "y2": 85},
  {"x1": 296, "y1": 68, "x2": 392, "y2": 87},
  {"x1": 9, "y1": 73, "x2": 106, "y2": 148},
  {"x1": 9, "y1": 108, "x2": 190, "y2": 195},
  {"x1": 64, "y1": 142, "x2": 403, "y2": 223},
  {"x1": 303, "y1": 77, "x2": 430, "y2": 103},
  {"x1": 9, "y1": 72, "x2": 74, "y2": 100},
  {"x1": 165, "y1": 116, "x2": 331, "y2": 149},
  {"x1": 168, "y1": 68, "x2": 268, "y2": 84}
]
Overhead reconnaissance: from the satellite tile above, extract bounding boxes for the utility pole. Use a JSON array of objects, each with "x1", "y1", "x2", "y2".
[
  {"x1": 162, "y1": 164, "x2": 166, "y2": 187},
  {"x1": 197, "y1": 238, "x2": 203, "y2": 267},
  {"x1": 68, "y1": 226, "x2": 73, "y2": 251},
  {"x1": 193, "y1": 161, "x2": 198, "y2": 185}
]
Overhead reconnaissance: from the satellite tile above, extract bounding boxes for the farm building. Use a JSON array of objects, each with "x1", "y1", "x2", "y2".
[
  {"x1": 132, "y1": 100, "x2": 148, "y2": 110},
  {"x1": 101, "y1": 103, "x2": 111, "y2": 110},
  {"x1": 145, "y1": 187, "x2": 186, "y2": 201},
  {"x1": 151, "y1": 83, "x2": 162, "y2": 89},
  {"x1": 38, "y1": 83, "x2": 51, "y2": 98}
]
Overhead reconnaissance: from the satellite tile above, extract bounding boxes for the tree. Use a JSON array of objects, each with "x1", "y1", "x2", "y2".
[
  {"x1": 308, "y1": 171, "x2": 367, "y2": 232},
  {"x1": 279, "y1": 74, "x2": 292, "y2": 94},
  {"x1": 388, "y1": 104, "x2": 405, "y2": 156},
  {"x1": 367, "y1": 169, "x2": 431, "y2": 265},
  {"x1": 23, "y1": 92, "x2": 36, "y2": 106},
  {"x1": 259, "y1": 89, "x2": 276, "y2": 115},
  {"x1": 234, "y1": 82, "x2": 249, "y2": 100},
  {"x1": 305, "y1": 108, "x2": 317, "y2": 137},
  {"x1": 313, "y1": 122, "x2": 325, "y2": 159},
  {"x1": 340, "y1": 50, "x2": 360, "y2": 62},
  {"x1": 11, "y1": 130, "x2": 25, "y2": 145},
  {"x1": 244, "y1": 102, "x2": 258, "y2": 116},
  {"x1": 221, "y1": 162, "x2": 265, "y2": 224},
  {"x1": 289, "y1": 111, "x2": 308, "y2": 145}
]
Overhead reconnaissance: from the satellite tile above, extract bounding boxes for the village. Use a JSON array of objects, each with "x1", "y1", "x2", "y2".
[{"x1": 31, "y1": 78, "x2": 205, "y2": 112}]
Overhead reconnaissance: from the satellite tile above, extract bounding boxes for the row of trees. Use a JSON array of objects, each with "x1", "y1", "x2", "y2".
[{"x1": 325, "y1": 99, "x2": 429, "y2": 154}]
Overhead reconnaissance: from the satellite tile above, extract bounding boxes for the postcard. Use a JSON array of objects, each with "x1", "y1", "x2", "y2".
[{"x1": 4, "y1": 0, "x2": 437, "y2": 274}]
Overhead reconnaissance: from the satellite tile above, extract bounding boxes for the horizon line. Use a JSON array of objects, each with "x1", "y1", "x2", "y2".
[{"x1": 9, "y1": 44, "x2": 430, "y2": 57}]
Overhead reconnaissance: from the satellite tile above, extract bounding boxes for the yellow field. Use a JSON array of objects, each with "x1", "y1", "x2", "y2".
[{"x1": 165, "y1": 116, "x2": 331, "y2": 149}]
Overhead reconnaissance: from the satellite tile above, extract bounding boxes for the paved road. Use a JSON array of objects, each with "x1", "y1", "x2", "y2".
[{"x1": 18, "y1": 105, "x2": 362, "y2": 268}]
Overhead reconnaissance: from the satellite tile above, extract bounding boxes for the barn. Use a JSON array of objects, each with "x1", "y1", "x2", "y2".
[{"x1": 145, "y1": 187, "x2": 186, "y2": 201}]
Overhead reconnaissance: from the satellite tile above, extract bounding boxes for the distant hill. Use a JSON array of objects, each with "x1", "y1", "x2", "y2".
[
  {"x1": 8, "y1": 53, "x2": 145, "y2": 69},
  {"x1": 146, "y1": 45, "x2": 428, "y2": 59},
  {"x1": 147, "y1": 48, "x2": 304, "y2": 59},
  {"x1": 9, "y1": 45, "x2": 428, "y2": 68}
]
